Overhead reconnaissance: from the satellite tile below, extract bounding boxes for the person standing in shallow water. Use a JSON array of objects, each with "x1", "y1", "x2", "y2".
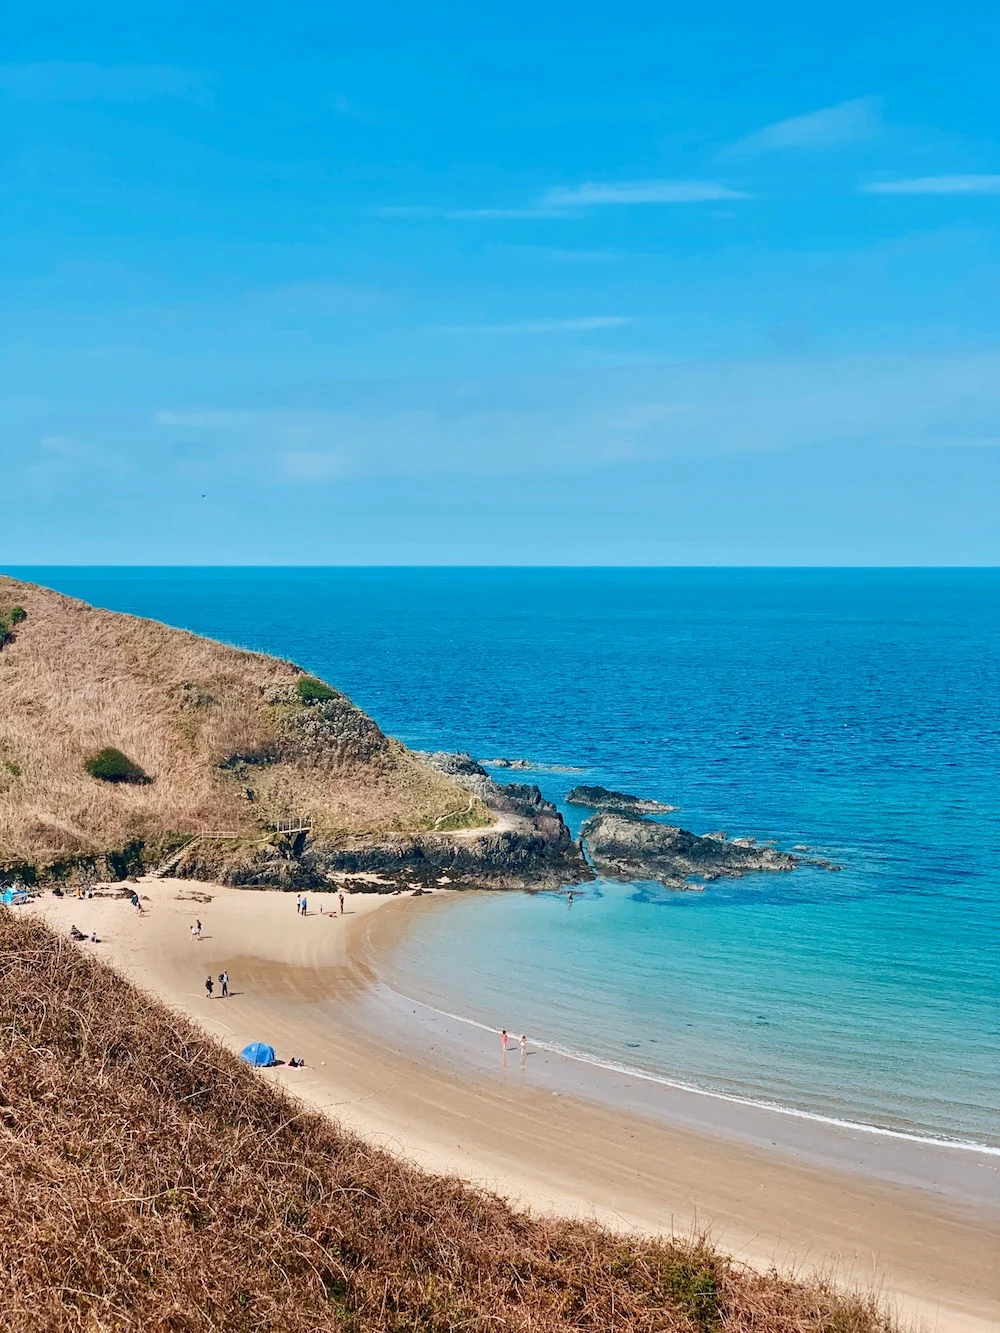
[
  {"x1": 205, "y1": 976, "x2": 214, "y2": 999},
  {"x1": 520, "y1": 1034, "x2": 527, "y2": 1067},
  {"x1": 501, "y1": 1029, "x2": 509, "y2": 1063}
]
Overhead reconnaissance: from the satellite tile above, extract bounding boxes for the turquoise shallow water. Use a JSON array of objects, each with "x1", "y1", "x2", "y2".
[{"x1": 12, "y1": 567, "x2": 1000, "y2": 1148}]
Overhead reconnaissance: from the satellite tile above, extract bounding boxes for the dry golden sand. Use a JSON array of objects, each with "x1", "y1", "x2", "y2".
[{"x1": 29, "y1": 881, "x2": 1000, "y2": 1333}]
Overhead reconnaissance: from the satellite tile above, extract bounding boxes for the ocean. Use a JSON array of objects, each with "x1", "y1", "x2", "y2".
[{"x1": 13, "y1": 566, "x2": 1000, "y2": 1150}]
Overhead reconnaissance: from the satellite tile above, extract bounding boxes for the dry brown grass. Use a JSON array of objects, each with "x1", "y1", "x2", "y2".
[
  {"x1": 0, "y1": 910, "x2": 896, "y2": 1333},
  {"x1": 0, "y1": 576, "x2": 483, "y2": 870}
]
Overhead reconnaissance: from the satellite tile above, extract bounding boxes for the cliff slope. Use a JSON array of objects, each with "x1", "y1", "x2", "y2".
[
  {"x1": 0, "y1": 911, "x2": 894, "y2": 1333},
  {"x1": 0, "y1": 577, "x2": 582, "y2": 888}
]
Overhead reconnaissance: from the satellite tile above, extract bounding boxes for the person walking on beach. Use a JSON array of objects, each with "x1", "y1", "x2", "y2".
[
  {"x1": 219, "y1": 971, "x2": 229, "y2": 998},
  {"x1": 195, "y1": 918, "x2": 202, "y2": 939},
  {"x1": 301, "y1": 895, "x2": 308, "y2": 916},
  {"x1": 296, "y1": 894, "x2": 302, "y2": 915},
  {"x1": 339, "y1": 892, "x2": 345, "y2": 916},
  {"x1": 205, "y1": 975, "x2": 214, "y2": 998}
]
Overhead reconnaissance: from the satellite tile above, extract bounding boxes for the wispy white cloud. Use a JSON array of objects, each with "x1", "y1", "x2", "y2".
[
  {"x1": 442, "y1": 316, "x2": 631, "y2": 334},
  {"x1": 861, "y1": 174, "x2": 1000, "y2": 195},
  {"x1": 155, "y1": 410, "x2": 257, "y2": 429},
  {"x1": 0, "y1": 61, "x2": 208, "y2": 102},
  {"x1": 732, "y1": 97, "x2": 881, "y2": 153},
  {"x1": 498, "y1": 246, "x2": 621, "y2": 262},
  {"x1": 540, "y1": 180, "x2": 747, "y2": 206},
  {"x1": 32, "y1": 434, "x2": 123, "y2": 480},
  {"x1": 283, "y1": 451, "x2": 345, "y2": 481},
  {"x1": 377, "y1": 179, "x2": 747, "y2": 221},
  {"x1": 376, "y1": 204, "x2": 567, "y2": 220},
  {"x1": 448, "y1": 207, "x2": 570, "y2": 219}
]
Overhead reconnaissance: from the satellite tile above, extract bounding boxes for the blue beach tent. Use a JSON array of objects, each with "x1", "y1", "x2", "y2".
[
  {"x1": 2, "y1": 887, "x2": 27, "y2": 906},
  {"x1": 240, "y1": 1041, "x2": 276, "y2": 1068}
]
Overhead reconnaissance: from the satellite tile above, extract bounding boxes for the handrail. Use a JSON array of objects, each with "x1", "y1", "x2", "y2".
[{"x1": 271, "y1": 817, "x2": 313, "y2": 836}]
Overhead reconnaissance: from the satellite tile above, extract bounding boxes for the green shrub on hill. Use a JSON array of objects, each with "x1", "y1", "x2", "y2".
[
  {"x1": 0, "y1": 606, "x2": 26, "y2": 649},
  {"x1": 84, "y1": 747, "x2": 152, "y2": 784},
  {"x1": 295, "y1": 675, "x2": 336, "y2": 704}
]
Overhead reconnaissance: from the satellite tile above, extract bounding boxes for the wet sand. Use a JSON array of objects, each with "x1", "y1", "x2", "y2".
[{"x1": 30, "y1": 880, "x2": 1000, "y2": 1333}]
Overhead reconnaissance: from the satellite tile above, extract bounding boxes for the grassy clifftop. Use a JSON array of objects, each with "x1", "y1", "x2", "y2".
[
  {"x1": 0, "y1": 576, "x2": 486, "y2": 879},
  {"x1": 0, "y1": 911, "x2": 893, "y2": 1333}
]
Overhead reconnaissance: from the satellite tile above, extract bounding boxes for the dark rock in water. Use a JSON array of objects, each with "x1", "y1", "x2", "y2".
[
  {"x1": 483, "y1": 757, "x2": 585, "y2": 773},
  {"x1": 581, "y1": 812, "x2": 798, "y2": 888},
  {"x1": 567, "y1": 785, "x2": 676, "y2": 815}
]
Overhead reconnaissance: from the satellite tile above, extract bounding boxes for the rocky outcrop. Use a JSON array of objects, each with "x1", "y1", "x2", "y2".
[
  {"x1": 276, "y1": 692, "x2": 390, "y2": 771},
  {"x1": 482, "y1": 757, "x2": 584, "y2": 773},
  {"x1": 302, "y1": 822, "x2": 586, "y2": 890},
  {"x1": 581, "y1": 812, "x2": 798, "y2": 888},
  {"x1": 175, "y1": 754, "x2": 593, "y2": 893},
  {"x1": 567, "y1": 785, "x2": 676, "y2": 815},
  {"x1": 379, "y1": 753, "x2": 592, "y2": 888}
]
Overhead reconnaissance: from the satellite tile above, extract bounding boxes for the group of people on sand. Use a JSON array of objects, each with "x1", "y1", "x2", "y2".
[
  {"x1": 500, "y1": 1029, "x2": 529, "y2": 1066},
  {"x1": 296, "y1": 891, "x2": 346, "y2": 916},
  {"x1": 205, "y1": 971, "x2": 229, "y2": 999}
]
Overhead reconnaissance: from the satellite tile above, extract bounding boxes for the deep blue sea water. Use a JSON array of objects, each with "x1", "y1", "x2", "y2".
[{"x1": 11, "y1": 567, "x2": 1000, "y2": 1148}]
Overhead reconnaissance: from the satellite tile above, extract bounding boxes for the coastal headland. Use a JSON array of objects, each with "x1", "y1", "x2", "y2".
[
  {"x1": 0, "y1": 574, "x2": 831, "y2": 896},
  {"x1": 0, "y1": 575, "x2": 588, "y2": 892}
]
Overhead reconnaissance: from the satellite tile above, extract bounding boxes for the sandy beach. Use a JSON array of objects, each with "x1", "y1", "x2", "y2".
[{"x1": 30, "y1": 879, "x2": 1000, "y2": 1333}]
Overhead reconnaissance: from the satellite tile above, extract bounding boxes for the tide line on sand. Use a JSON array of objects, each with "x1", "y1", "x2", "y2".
[{"x1": 374, "y1": 981, "x2": 1000, "y2": 1157}]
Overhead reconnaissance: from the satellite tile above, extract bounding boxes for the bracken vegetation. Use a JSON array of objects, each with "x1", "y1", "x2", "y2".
[{"x1": 0, "y1": 911, "x2": 895, "y2": 1333}]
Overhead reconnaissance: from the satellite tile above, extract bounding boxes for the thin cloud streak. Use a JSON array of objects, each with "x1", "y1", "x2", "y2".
[
  {"x1": 377, "y1": 180, "x2": 747, "y2": 221},
  {"x1": 0, "y1": 61, "x2": 208, "y2": 102},
  {"x1": 155, "y1": 410, "x2": 257, "y2": 428},
  {"x1": 376, "y1": 205, "x2": 569, "y2": 220},
  {"x1": 541, "y1": 180, "x2": 748, "y2": 205},
  {"x1": 441, "y1": 316, "x2": 631, "y2": 333},
  {"x1": 861, "y1": 174, "x2": 1000, "y2": 195},
  {"x1": 731, "y1": 97, "x2": 881, "y2": 153}
]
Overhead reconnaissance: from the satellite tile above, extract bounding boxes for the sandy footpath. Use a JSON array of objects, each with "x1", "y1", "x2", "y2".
[{"x1": 29, "y1": 879, "x2": 1000, "y2": 1333}]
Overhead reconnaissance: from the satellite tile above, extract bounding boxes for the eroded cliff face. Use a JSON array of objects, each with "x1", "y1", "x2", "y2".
[
  {"x1": 581, "y1": 812, "x2": 799, "y2": 889},
  {"x1": 299, "y1": 754, "x2": 589, "y2": 890},
  {"x1": 174, "y1": 754, "x2": 592, "y2": 893},
  {"x1": 266, "y1": 684, "x2": 391, "y2": 771}
]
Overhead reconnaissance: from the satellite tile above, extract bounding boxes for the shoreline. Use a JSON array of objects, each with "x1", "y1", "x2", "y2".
[
  {"x1": 361, "y1": 894, "x2": 1000, "y2": 1165},
  {"x1": 27, "y1": 879, "x2": 1000, "y2": 1333}
]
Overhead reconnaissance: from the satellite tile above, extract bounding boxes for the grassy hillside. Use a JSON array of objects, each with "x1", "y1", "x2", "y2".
[
  {"x1": 0, "y1": 576, "x2": 486, "y2": 878},
  {"x1": 0, "y1": 911, "x2": 893, "y2": 1333}
]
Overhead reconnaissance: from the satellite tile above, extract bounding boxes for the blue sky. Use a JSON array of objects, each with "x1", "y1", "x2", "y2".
[{"x1": 3, "y1": 0, "x2": 1000, "y2": 563}]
